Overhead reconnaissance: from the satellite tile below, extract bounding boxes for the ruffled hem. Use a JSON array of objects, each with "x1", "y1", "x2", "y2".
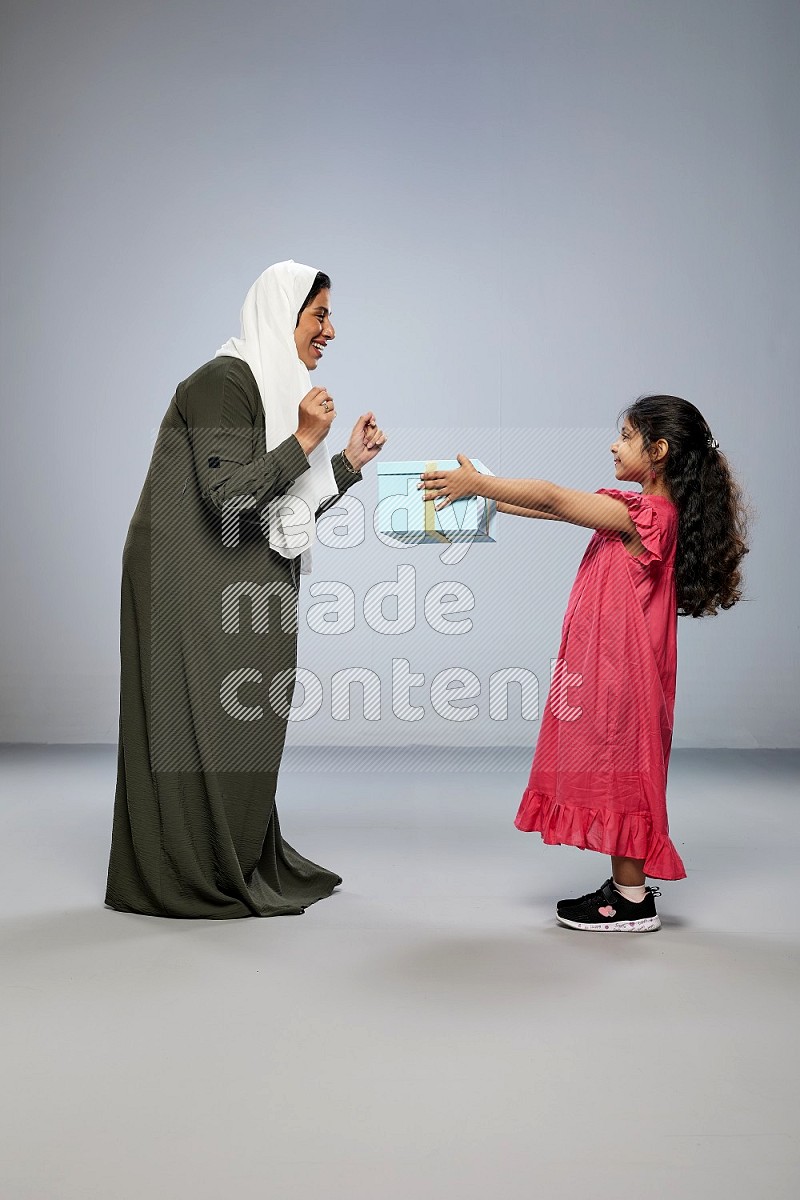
[
  {"x1": 515, "y1": 788, "x2": 686, "y2": 881},
  {"x1": 596, "y1": 488, "x2": 663, "y2": 565}
]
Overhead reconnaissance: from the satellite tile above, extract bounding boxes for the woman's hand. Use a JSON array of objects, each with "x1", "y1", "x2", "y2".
[
  {"x1": 295, "y1": 387, "x2": 336, "y2": 456},
  {"x1": 419, "y1": 455, "x2": 482, "y2": 509},
  {"x1": 344, "y1": 412, "x2": 387, "y2": 471}
]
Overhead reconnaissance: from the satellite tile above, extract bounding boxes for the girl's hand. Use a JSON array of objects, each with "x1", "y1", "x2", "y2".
[
  {"x1": 344, "y1": 411, "x2": 387, "y2": 471},
  {"x1": 419, "y1": 455, "x2": 481, "y2": 509}
]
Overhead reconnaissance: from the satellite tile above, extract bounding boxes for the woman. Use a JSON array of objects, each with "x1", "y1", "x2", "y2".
[{"x1": 106, "y1": 261, "x2": 386, "y2": 918}]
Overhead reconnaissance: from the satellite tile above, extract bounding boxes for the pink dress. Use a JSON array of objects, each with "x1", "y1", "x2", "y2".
[{"x1": 515, "y1": 489, "x2": 686, "y2": 880}]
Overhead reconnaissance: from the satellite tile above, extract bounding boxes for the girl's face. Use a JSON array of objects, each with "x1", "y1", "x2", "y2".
[
  {"x1": 294, "y1": 288, "x2": 335, "y2": 370},
  {"x1": 610, "y1": 420, "x2": 650, "y2": 483}
]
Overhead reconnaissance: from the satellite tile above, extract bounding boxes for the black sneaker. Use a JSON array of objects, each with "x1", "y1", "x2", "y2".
[
  {"x1": 556, "y1": 879, "x2": 614, "y2": 913},
  {"x1": 556, "y1": 878, "x2": 661, "y2": 933}
]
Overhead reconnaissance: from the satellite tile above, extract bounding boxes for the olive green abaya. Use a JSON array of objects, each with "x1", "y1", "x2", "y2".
[{"x1": 106, "y1": 355, "x2": 362, "y2": 918}]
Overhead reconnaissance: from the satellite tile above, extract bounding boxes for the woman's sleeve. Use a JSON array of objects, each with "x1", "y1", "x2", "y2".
[
  {"x1": 596, "y1": 488, "x2": 663, "y2": 564},
  {"x1": 315, "y1": 452, "x2": 363, "y2": 519},
  {"x1": 184, "y1": 362, "x2": 311, "y2": 514}
]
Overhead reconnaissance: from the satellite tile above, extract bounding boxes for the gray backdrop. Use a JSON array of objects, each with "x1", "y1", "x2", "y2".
[{"x1": 1, "y1": 0, "x2": 798, "y2": 749}]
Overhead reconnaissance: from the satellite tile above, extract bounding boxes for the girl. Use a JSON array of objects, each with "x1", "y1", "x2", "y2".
[{"x1": 420, "y1": 396, "x2": 748, "y2": 932}]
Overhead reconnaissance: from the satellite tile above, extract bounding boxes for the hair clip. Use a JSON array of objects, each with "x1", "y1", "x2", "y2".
[{"x1": 708, "y1": 437, "x2": 719, "y2": 451}]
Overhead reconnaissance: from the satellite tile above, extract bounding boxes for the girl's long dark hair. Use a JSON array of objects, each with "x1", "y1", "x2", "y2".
[{"x1": 623, "y1": 395, "x2": 749, "y2": 618}]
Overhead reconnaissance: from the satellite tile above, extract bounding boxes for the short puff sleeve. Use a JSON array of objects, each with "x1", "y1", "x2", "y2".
[{"x1": 596, "y1": 488, "x2": 662, "y2": 565}]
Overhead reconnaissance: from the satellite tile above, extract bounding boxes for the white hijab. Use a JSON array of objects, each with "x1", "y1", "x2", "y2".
[{"x1": 216, "y1": 260, "x2": 338, "y2": 574}]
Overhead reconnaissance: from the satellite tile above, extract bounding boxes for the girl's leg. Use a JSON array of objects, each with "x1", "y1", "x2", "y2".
[{"x1": 611, "y1": 856, "x2": 646, "y2": 887}]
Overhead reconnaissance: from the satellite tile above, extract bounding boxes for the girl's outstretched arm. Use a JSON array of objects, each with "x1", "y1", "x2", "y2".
[
  {"x1": 420, "y1": 455, "x2": 638, "y2": 536},
  {"x1": 496, "y1": 501, "x2": 566, "y2": 521}
]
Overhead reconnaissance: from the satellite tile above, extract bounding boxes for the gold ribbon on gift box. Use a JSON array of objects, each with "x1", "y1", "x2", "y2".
[{"x1": 424, "y1": 461, "x2": 449, "y2": 543}]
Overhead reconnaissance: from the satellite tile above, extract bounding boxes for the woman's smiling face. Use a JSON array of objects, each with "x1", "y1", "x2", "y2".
[{"x1": 294, "y1": 288, "x2": 335, "y2": 370}]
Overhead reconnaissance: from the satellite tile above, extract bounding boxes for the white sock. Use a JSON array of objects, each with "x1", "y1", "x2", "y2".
[{"x1": 612, "y1": 879, "x2": 647, "y2": 904}]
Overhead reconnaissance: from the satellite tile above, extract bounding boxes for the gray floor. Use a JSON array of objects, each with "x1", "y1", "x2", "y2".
[{"x1": 1, "y1": 746, "x2": 798, "y2": 1200}]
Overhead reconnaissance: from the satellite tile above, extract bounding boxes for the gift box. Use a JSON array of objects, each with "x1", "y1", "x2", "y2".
[{"x1": 376, "y1": 459, "x2": 496, "y2": 544}]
